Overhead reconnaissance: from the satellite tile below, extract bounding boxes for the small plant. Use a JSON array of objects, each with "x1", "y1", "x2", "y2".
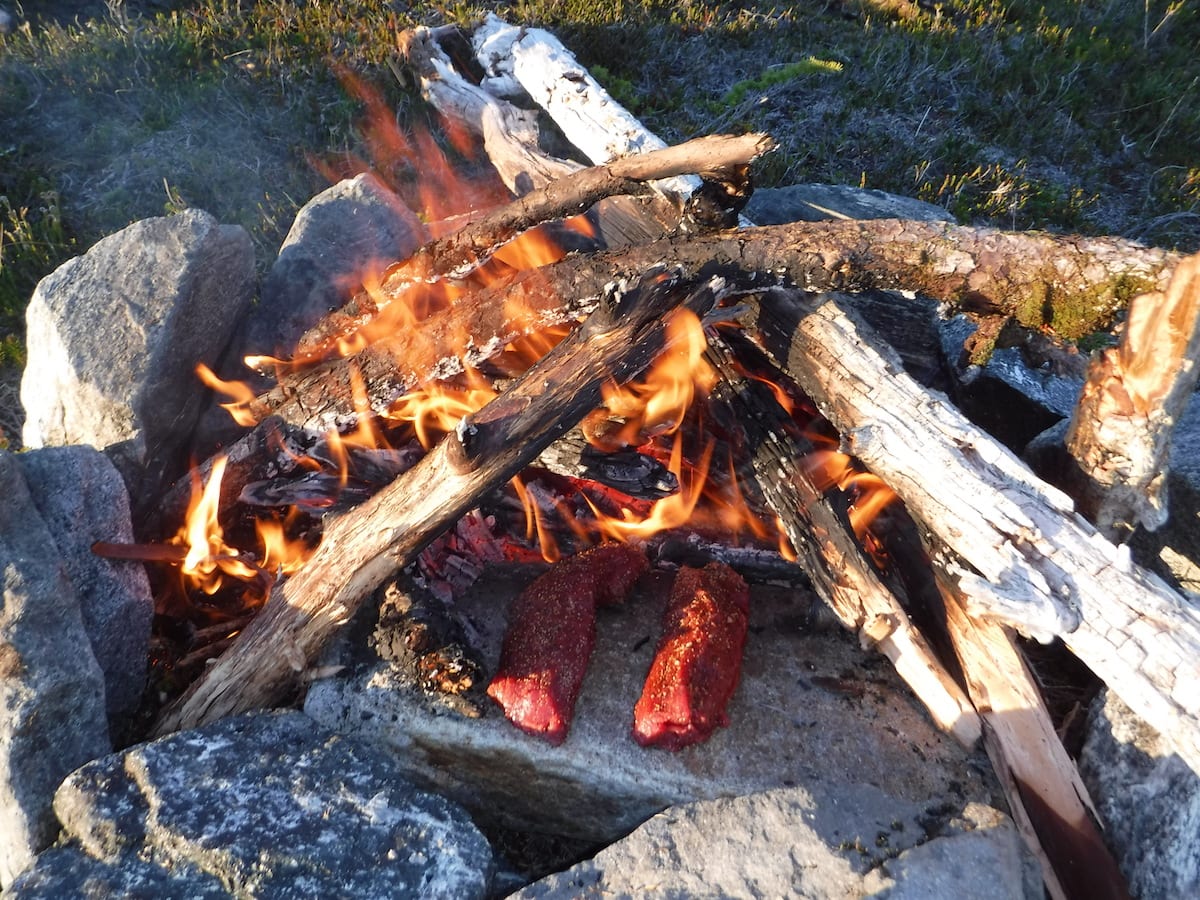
[
  {"x1": 0, "y1": 165, "x2": 76, "y2": 334},
  {"x1": 721, "y1": 58, "x2": 844, "y2": 108}
]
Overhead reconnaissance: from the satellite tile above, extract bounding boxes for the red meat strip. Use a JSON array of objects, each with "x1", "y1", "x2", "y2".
[
  {"x1": 487, "y1": 544, "x2": 649, "y2": 745},
  {"x1": 632, "y1": 562, "x2": 749, "y2": 750}
]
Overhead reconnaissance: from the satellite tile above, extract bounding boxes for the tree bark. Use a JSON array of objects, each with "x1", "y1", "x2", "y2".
[
  {"x1": 1063, "y1": 251, "x2": 1200, "y2": 538},
  {"x1": 743, "y1": 288, "x2": 1200, "y2": 776},
  {"x1": 153, "y1": 275, "x2": 724, "y2": 734}
]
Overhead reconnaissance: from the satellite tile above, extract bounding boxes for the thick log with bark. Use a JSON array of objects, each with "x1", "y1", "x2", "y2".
[
  {"x1": 253, "y1": 220, "x2": 1181, "y2": 431},
  {"x1": 742, "y1": 289, "x2": 1200, "y2": 776},
  {"x1": 154, "y1": 275, "x2": 725, "y2": 734}
]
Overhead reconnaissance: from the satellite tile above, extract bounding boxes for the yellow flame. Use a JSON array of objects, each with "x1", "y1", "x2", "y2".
[{"x1": 387, "y1": 368, "x2": 498, "y2": 449}]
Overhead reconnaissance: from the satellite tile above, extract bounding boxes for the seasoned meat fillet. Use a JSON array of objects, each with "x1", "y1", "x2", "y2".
[{"x1": 632, "y1": 562, "x2": 749, "y2": 750}]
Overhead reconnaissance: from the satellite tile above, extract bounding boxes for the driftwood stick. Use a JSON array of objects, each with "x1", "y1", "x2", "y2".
[
  {"x1": 935, "y1": 574, "x2": 1128, "y2": 900},
  {"x1": 705, "y1": 333, "x2": 981, "y2": 744},
  {"x1": 153, "y1": 274, "x2": 724, "y2": 734},
  {"x1": 1064, "y1": 251, "x2": 1200, "y2": 538},
  {"x1": 743, "y1": 289, "x2": 1200, "y2": 776}
]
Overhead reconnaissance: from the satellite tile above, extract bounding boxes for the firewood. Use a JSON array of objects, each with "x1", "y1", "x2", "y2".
[
  {"x1": 1063, "y1": 251, "x2": 1200, "y2": 539},
  {"x1": 741, "y1": 289, "x2": 1200, "y2": 776},
  {"x1": 153, "y1": 274, "x2": 727, "y2": 734},
  {"x1": 705, "y1": 333, "x2": 981, "y2": 745}
]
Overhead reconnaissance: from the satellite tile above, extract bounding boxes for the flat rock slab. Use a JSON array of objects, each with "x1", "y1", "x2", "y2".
[
  {"x1": 519, "y1": 790, "x2": 1036, "y2": 900},
  {"x1": 0, "y1": 452, "x2": 110, "y2": 889},
  {"x1": 20, "y1": 208, "x2": 254, "y2": 506},
  {"x1": 306, "y1": 571, "x2": 997, "y2": 845},
  {"x1": 16, "y1": 446, "x2": 152, "y2": 724},
  {"x1": 43, "y1": 710, "x2": 494, "y2": 898}
]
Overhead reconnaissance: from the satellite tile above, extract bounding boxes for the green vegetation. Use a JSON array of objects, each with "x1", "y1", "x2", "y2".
[{"x1": 0, "y1": 0, "x2": 1197, "y2": 373}]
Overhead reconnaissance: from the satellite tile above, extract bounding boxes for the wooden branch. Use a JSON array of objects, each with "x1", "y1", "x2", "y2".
[
  {"x1": 1064, "y1": 251, "x2": 1200, "y2": 538},
  {"x1": 472, "y1": 13, "x2": 699, "y2": 199},
  {"x1": 153, "y1": 274, "x2": 725, "y2": 734},
  {"x1": 291, "y1": 132, "x2": 773, "y2": 363},
  {"x1": 705, "y1": 333, "x2": 981, "y2": 745},
  {"x1": 743, "y1": 289, "x2": 1200, "y2": 776},
  {"x1": 398, "y1": 26, "x2": 579, "y2": 195}
]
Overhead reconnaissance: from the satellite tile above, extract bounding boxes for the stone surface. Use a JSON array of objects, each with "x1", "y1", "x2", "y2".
[
  {"x1": 48, "y1": 710, "x2": 494, "y2": 898},
  {"x1": 246, "y1": 172, "x2": 426, "y2": 362},
  {"x1": 5, "y1": 846, "x2": 229, "y2": 899},
  {"x1": 744, "y1": 183, "x2": 955, "y2": 226},
  {"x1": 0, "y1": 452, "x2": 110, "y2": 889},
  {"x1": 20, "y1": 208, "x2": 255, "y2": 507},
  {"x1": 1079, "y1": 689, "x2": 1200, "y2": 900},
  {"x1": 518, "y1": 791, "x2": 1036, "y2": 900},
  {"x1": 16, "y1": 446, "x2": 153, "y2": 724},
  {"x1": 305, "y1": 572, "x2": 998, "y2": 846}
]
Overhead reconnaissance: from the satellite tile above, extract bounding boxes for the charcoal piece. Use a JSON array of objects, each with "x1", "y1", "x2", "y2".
[
  {"x1": 487, "y1": 545, "x2": 649, "y2": 745},
  {"x1": 633, "y1": 562, "x2": 749, "y2": 750}
]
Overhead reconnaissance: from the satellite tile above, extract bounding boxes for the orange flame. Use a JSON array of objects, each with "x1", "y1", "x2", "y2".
[
  {"x1": 255, "y1": 508, "x2": 315, "y2": 577},
  {"x1": 177, "y1": 456, "x2": 260, "y2": 594},
  {"x1": 511, "y1": 475, "x2": 562, "y2": 563},
  {"x1": 588, "y1": 435, "x2": 714, "y2": 542},
  {"x1": 195, "y1": 363, "x2": 259, "y2": 427},
  {"x1": 386, "y1": 368, "x2": 498, "y2": 449},
  {"x1": 594, "y1": 308, "x2": 717, "y2": 449},
  {"x1": 802, "y1": 449, "x2": 898, "y2": 539}
]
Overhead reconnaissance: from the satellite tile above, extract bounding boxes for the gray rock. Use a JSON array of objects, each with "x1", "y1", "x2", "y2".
[
  {"x1": 0, "y1": 452, "x2": 110, "y2": 889},
  {"x1": 20, "y1": 209, "x2": 255, "y2": 507},
  {"x1": 245, "y1": 173, "x2": 426, "y2": 361},
  {"x1": 745, "y1": 184, "x2": 955, "y2": 226},
  {"x1": 5, "y1": 846, "x2": 229, "y2": 899},
  {"x1": 862, "y1": 804, "x2": 1041, "y2": 899},
  {"x1": 517, "y1": 791, "x2": 1035, "y2": 900},
  {"x1": 16, "y1": 446, "x2": 153, "y2": 725},
  {"x1": 1079, "y1": 689, "x2": 1200, "y2": 900},
  {"x1": 51, "y1": 710, "x2": 494, "y2": 898},
  {"x1": 306, "y1": 576, "x2": 997, "y2": 846}
]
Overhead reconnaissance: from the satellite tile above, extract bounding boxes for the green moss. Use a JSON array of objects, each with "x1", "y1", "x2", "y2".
[{"x1": 722, "y1": 58, "x2": 843, "y2": 107}]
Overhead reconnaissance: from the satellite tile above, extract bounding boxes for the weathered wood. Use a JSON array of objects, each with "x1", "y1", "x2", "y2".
[
  {"x1": 743, "y1": 288, "x2": 1200, "y2": 776},
  {"x1": 153, "y1": 275, "x2": 725, "y2": 734},
  {"x1": 706, "y1": 333, "x2": 981, "y2": 744},
  {"x1": 1064, "y1": 251, "x2": 1200, "y2": 538},
  {"x1": 290, "y1": 132, "x2": 772, "y2": 364}
]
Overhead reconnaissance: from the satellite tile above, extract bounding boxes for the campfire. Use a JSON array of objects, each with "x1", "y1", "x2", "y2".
[{"x1": 80, "y1": 15, "x2": 1200, "y2": 900}]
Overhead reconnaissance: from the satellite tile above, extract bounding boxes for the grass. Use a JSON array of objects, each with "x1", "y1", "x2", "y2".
[{"x1": 0, "y1": 0, "x2": 1197, "y2": 395}]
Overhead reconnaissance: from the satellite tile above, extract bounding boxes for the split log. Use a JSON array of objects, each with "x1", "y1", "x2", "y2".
[
  {"x1": 937, "y1": 576, "x2": 1128, "y2": 900},
  {"x1": 1063, "y1": 251, "x2": 1200, "y2": 538},
  {"x1": 153, "y1": 274, "x2": 726, "y2": 734},
  {"x1": 705, "y1": 333, "x2": 981, "y2": 744},
  {"x1": 252, "y1": 220, "x2": 1181, "y2": 431},
  {"x1": 742, "y1": 289, "x2": 1200, "y2": 776}
]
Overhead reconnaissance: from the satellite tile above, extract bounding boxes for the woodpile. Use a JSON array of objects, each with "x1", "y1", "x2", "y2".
[{"x1": 146, "y1": 16, "x2": 1200, "y2": 899}]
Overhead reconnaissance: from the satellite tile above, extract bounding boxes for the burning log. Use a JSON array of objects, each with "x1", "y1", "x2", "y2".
[
  {"x1": 742, "y1": 289, "x2": 1200, "y2": 776},
  {"x1": 1062, "y1": 251, "x2": 1200, "y2": 539},
  {"x1": 154, "y1": 274, "x2": 726, "y2": 734},
  {"x1": 704, "y1": 332, "x2": 980, "y2": 744}
]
